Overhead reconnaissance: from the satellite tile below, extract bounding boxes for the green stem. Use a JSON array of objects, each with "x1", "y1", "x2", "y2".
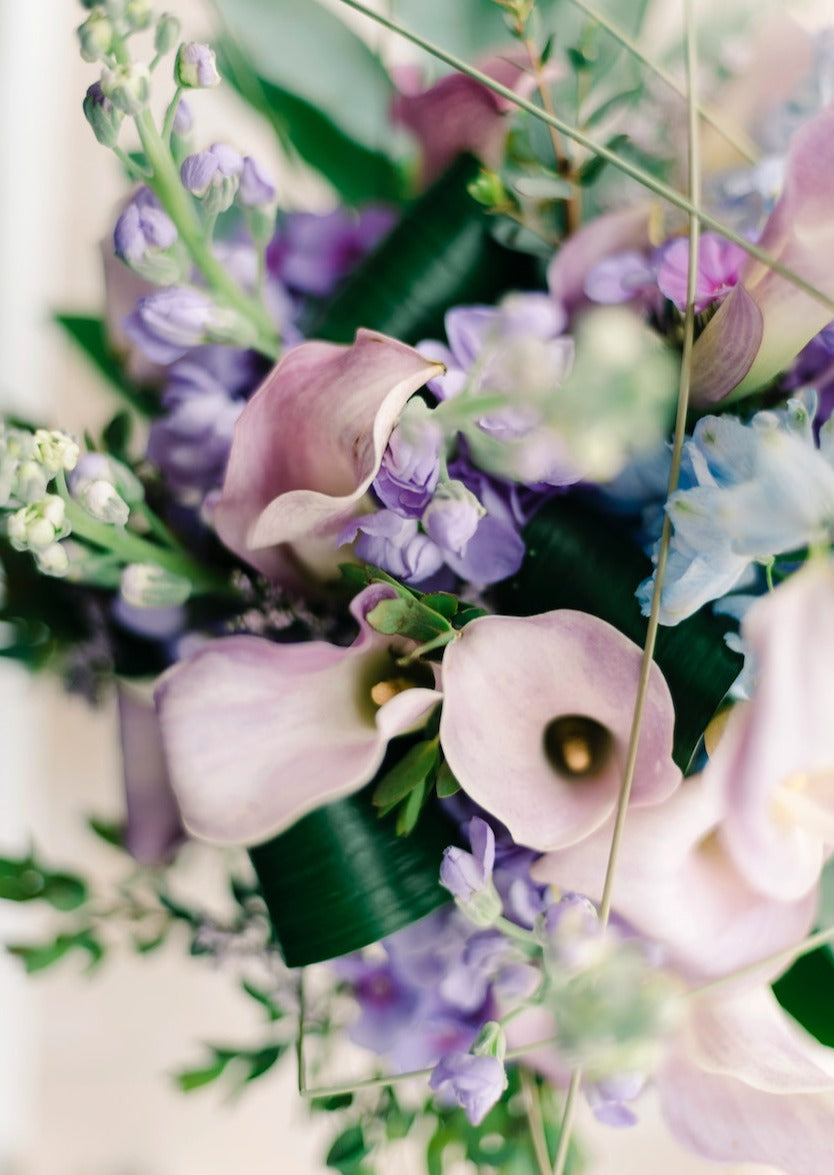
[
  {"x1": 132, "y1": 109, "x2": 280, "y2": 359},
  {"x1": 161, "y1": 84, "x2": 184, "y2": 142},
  {"x1": 113, "y1": 146, "x2": 151, "y2": 182},
  {"x1": 60, "y1": 491, "x2": 232, "y2": 598}
]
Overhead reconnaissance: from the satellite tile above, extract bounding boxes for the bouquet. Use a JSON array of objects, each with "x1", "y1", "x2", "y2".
[{"x1": 4, "y1": 0, "x2": 834, "y2": 1170}]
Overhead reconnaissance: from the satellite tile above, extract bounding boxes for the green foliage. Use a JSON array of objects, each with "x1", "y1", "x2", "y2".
[
  {"x1": 8, "y1": 928, "x2": 104, "y2": 974},
  {"x1": 326, "y1": 1124, "x2": 369, "y2": 1174},
  {"x1": 0, "y1": 852, "x2": 88, "y2": 910},
  {"x1": 174, "y1": 1042, "x2": 287, "y2": 1093},
  {"x1": 373, "y1": 739, "x2": 441, "y2": 817},
  {"x1": 241, "y1": 979, "x2": 285, "y2": 1022}
]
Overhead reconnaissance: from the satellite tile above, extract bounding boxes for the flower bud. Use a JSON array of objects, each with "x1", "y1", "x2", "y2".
[
  {"x1": 77, "y1": 11, "x2": 114, "y2": 63},
  {"x1": 14, "y1": 461, "x2": 49, "y2": 504},
  {"x1": 238, "y1": 157, "x2": 276, "y2": 208},
  {"x1": 8, "y1": 496, "x2": 68, "y2": 553},
  {"x1": 124, "y1": 0, "x2": 153, "y2": 31},
  {"x1": 120, "y1": 563, "x2": 191, "y2": 608},
  {"x1": 472, "y1": 1021, "x2": 507, "y2": 1063},
  {"x1": 114, "y1": 188, "x2": 185, "y2": 284},
  {"x1": 33, "y1": 430, "x2": 80, "y2": 475},
  {"x1": 35, "y1": 543, "x2": 70, "y2": 578},
  {"x1": 100, "y1": 62, "x2": 151, "y2": 117},
  {"x1": 422, "y1": 480, "x2": 484, "y2": 555},
  {"x1": 78, "y1": 479, "x2": 130, "y2": 525},
  {"x1": 180, "y1": 144, "x2": 243, "y2": 216},
  {"x1": 175, "y1": 42, "x2": 220, "y2": 89},
  {"x1": 154, "y1": 12, "x2": 181, "y2": 54},
  {"x1": 83, "y1": 82, "x2": 124, "y2": 147}
]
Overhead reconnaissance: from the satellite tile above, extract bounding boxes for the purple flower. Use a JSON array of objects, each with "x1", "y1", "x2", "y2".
[
  {"x1": 584, "y1": 251, "x2": 658, "y2": 304},
  {"x1": 113, "y1": 187, "x2": 177, "y2": 264},
  {"x1": 585, "y1": 1072, "x2": 645, "y2": 1128},
  {"x1": 172, "y1": 98, "x2": 193, "y2": 136},
  {"x1": 180, "y1": 144, "x2": 243, "y2": 211},
  {"x1": 117, "y1": 686, "x2": 183, "y2": 866},
  {"x1": 124, "y1": 287, "x2": 227, "y2": 364},
  {"x1": 429, "y1": 1051, "x2": 507, "y2": 1125},
  {"x1": 422, "y1": 482, "x2": 483, "y2": 554},
  {"x1": 373, "y1": 408, "x2": 443, "y2": 516},
  {"x1": 238, "y1": 157, "x2": 276, "y2": 207},
  {"x1": 267, "y1": 207, "x2": 396, "y2": 299},
  {"x1": 440, "y1": 817, "x2": 497, "y2": 905},
  {"x1": 345, "y1": 510, "x2": 445, "y2": 585},
  {"x1": 656, "y1": 232, "x2": 746, "y2": 313},
  {"x1": 175, "y1": 42, "x2": 220, "y2": 89}
]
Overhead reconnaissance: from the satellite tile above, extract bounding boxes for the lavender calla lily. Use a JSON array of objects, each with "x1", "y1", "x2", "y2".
[
  {"x1": 154, "y1": 585, "x2": 441, "y2": 846},
  {"x1": 692, "y1": 100, "x2": 834, "y2": 405},
  {"x1": 212, "y1": 330, "x2": 443, "y2": 585},
  {"x1": 439, "y1": 611, "x2": 680, "y2": 852}
]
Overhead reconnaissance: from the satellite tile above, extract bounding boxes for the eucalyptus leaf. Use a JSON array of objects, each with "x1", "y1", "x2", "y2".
[{"x1": 495, "y1": 497, "x2": 743, "y2": 771}]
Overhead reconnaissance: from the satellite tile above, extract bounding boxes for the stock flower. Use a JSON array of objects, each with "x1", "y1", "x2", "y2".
[
  {"x1": 704, "y1": 560, "x2": 834, "y2": 901},
  {"x1": 655, "y1": 233, "x2": 746, "y2": 313},
  {"x1": 547, "y1": 205, "x2": 655, "y2": 312},
  {"x1": 113, "y1": 186, "x2": 177, "y2": 265},
  {"x1": 429, "y1": 1052, "x2": 507, "y2": 1125},
  {"x1": 212, "y1": 330, "x2": 443, "y2": 585},
  {"x1": 439, "y1": 610, "x2": 680, "y2": 852},
  {"x1": 691, "y1": 100, "x2": 834, "y2": 406},
  {"x1": 154, "y1": 585, "x2": 441, "y2": 845}
]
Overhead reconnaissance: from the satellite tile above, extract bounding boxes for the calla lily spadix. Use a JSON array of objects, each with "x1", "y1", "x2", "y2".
[
  {"x1": 154, "y1": 584, "x2": 442, "y2": 846},
  {"x1": 213, "y1": 329, "x2": 443, "y2": 586},
  {"x1": 439, "y1": 610, "x2": 680, "y2": 852},
  {"x1": 691, "y1": 100, "x2": 834, "y2": 406}
]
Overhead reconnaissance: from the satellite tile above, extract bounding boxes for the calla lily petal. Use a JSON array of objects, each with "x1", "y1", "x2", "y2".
[
  {"x1": 439, "y1": 611, "x2": 680, "y2": 852},
  {"x1": 706, "y1": 560, "x2": 834, "y2": 901},
  {"x1": 688, "y1": 283, "x2": 763, "y2": 406},
  {"x1": 154, "y1": 585, "x2": 441, "y2": 846},
  {"x1": 547, "y1": 205, "x2": 655, "y2": 311},
  {"x1": 692, "y1": 100, "x2": 834, "y2": 406},
  {"x1": 213, "y1": 330, "x2": 442, "y2": 584},
  {"x1": 117, "y1": 684, "x2": 183, "y2": 865}
]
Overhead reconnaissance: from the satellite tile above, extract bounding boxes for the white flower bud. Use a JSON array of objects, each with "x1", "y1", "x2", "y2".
[
  {"x1": 41, "y1": 495, "x2": 67, "y2": 530},
  {"x1": 100, "y1": 63, "x2": 152, "y2": 117},
  {"x1": 35, "y1": 543, "x2": 70, "y2": 578},
  {"x1": 77, "y1": 11, "x2": 114, "y2": 63},
  {"x1": 33, "y1": 430, "x2": 80, "y2": 474},
  {"x1": 124, "y1": 0, "x2": 153, "y2": 31},
  {"x1": 7, "y1": 509, "x2": 29, "y2": 550},
  {"x1": 13, "y1": 461, "x2": 49, "y2": 504},
  {"x1": 120, "y1": 563, "x2": 191, "y2": 608},
  {"x1": 79, "y1": 479, "x2": 130, "y2": 525}
]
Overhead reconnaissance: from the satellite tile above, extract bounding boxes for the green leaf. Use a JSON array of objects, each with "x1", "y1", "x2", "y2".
[
  {"x1": 495, "y1": 497, "x2": 743, "y2": 771},
  {"x1": 326, "y1": 1124, "x2": 368, "y2": 1174},
  {"x1": 217, "y1": 40, "x2": 404, "y2": 206},
  {"x1": 0, "y1": 856, "x2": 46, "y2": 902},
  {"x1": 395, "y1": 777, "x2": 428, "y2": 836},
  {"x1": 309, "y1": 155, "x2": 539, "y2": 346},
  {"x1": 420, "y1": 592, "x2": 460, "y2": 621},
  {"x1": 101, "y1": 410, "x2": 134, "y2": 460},
  {"x1": 774, "y1": 949, "x2": 834, "y2": 1046},
  {"x1": 175, "y1": 1053, "x2": 234, "y2": 1092},
  {"x1": 41, "y1": 873, "x2": 88, "y2": 912},
  {"x1": 87, "y1": 816, "x2": 126, "y2": 849},
  {"x1": 315, "y1": 1094, "x2": 354, "y2": 1112},
  {"x1": 8, "y1": 929, "x2": 104, "y2": 974},
  {"x1": 213, "y1": 0, "x2": 395, "y2": 153},
  {"x1": 241, "y1": 979, "x2": 284, "y2": 1022},
  {"x1": 366, "y1": 595, "x2": 452, "y2": 642},
  {"x1": 578, "y1": 134, "x2": 629, "y2": 186},
  {"x1": 435, "y1": 760, "x2": 461, "y2": 799},
  {"x1": 249, "y1": 783, "x2": 457, "y2": 967},
  {"x1": 373, "y1": 740, "x2": 441, "y2": 814},
  {"x1": 54, "y1": 314, "x2": 158, "y2": 416},
  {"x1": 245, "y1": 1044, "x2": 285, "y2": 1082}
]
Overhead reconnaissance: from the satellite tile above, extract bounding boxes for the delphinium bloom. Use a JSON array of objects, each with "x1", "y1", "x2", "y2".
[
  {"x1": 639, "y1": 392, "x2": 834, "y2": 623},
  {"x1": 154, "y1": 583, "x2": 441, "y2": 845}
]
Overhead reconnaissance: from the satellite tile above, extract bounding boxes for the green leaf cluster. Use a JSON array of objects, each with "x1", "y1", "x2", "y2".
[
  {"x1": 174, "y1": 1042, "x2": 287, "y2": 1093},
  {"x1": 0, "y1": 852, "x2": 88, "y2": 910}
]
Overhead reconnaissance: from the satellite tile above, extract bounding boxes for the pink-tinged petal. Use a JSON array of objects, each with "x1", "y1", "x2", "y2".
[
  {"x1": 694, "y1": 101, "x2": 834, "y2": 405},
  {"x1": 658, "y1": 991, "x2": 834, "y2": 1174},
  {"x1": 439, "y1": 611, "x2": 680, "y2": 852},
  {"x1": 117, "y1": 685, "x2": 183, "y2": 865},
  {"x1": 532, "y1": 775, "x2": 816, "y2": 980},
  {"x1": 392, "y1": 53, "x2": 541, "y2": 188},
  {"x1": 706, "y1": 561, "x2": 834, "y2": 901},
  {"x1": 154, "y1": 585, "x2": 441, "y2": 846},
  {"x1": 689, "y1": 283, "x2": 763, "y2": 406},
  {"x1": 547, "y1": 205, "x2": 655, "y2": 311},
  {"x1": 213, "y1": 330, "x2": 442, "y2": 585}
]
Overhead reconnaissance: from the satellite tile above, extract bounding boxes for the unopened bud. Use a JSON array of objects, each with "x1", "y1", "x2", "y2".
[
  {"x1": 100, "y1": 62, "x2": 151, "y2": 116},
  {"x1": 8, "y1": 496, "x2": 68, "y2": 553},
  {"x1": 120, "y1": 563, "x2": 191, "y2": 608},
  {"x1": 472, "y1": 1021, "x2": 507, "y2": 1063},
  {"x1": 154, "y1": 13, "x2": 181, "y2": 54},
  {"x1": 124, "y1": 0, "x2": 153, "y2": 31},
  {"x1": 468, "y1": 169, "x2": 507, "y2": 208},
  {"x1": 78, "y1": 478, "x2": 130, "y2": 525},
  {"x1": 35, "y1": 543, "x2": 70, "y2": 578},
  {"x1": 77, "y1": 11, "x2": 114, "y2": 63},
  {"x1": 175, "y1": 42, "x2": 220, "y2": 89},
  {"x1": 14, "y1": 461, "x2": 49, "y2": 504},
  {"x1": 83, "y1": 82, "x2": 124, "y2": 147},
  {"x1": 33, "y1": 430, "x2": 80, "y2": 475}
]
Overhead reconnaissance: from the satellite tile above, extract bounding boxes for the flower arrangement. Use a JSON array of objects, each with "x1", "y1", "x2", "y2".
[{"x1": 4, "y1": 0, "x2": 834, "y2": 1171}]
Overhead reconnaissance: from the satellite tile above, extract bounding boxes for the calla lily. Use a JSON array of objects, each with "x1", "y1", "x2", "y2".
[
  {"x1": 439, "y1": 610, "x2": 680, "y2": 852},
  {"x1": 392, "y1": 53, "x2": 542, "y2": 188},
  {"x1": 547, "y1": 204, "x2": 656, "y2": 312},
  {"x1": 691, "y1": 100, "x2": 834, "y2": 406},
  {"x1": 212, "y1": 330, "x2": 443, "y2": 585},
  {"x1": 117, "y1": 684, "x2": 183, "y2": 865},
  {"x1": 704, "y1": 560, "x2": 834, "y2": 901},
  {"x1": 532, "y1": 773, "x2": 816, "y2": 980},
  {"x1": 154, "y1": 585, "x2": 441, "y2": 846}
]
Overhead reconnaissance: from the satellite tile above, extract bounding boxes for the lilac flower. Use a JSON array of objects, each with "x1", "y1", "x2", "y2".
[
  {"x1": 373, "y1": 404, "x2": 443, "y2": 516},
  {"x1": 238, "y1": 157, "x2": 276, "y2": 208},
  {"x1": 422, "y1": 482, "x2": 484, "y2": 555},
  {"x1": 180, "y1": 144, "x2": 243, "y2": 214},
  {"x1": 113, "y1": 187, "x2": 177, "y2": 266},
  {"x1": 655, "y1": 232, "x2": 746, "y2": 313},
  {"x1": 344, "y1": 510, "x2": 445, "y2": 585},
  {"x1": 175, "y1": 42, "x2": 220, "y2": 89},
  {"x1": 429, "y1": 1051, "x2": 507, "y2": 1125},
  {"x1": 440, "y1": 817, "x2": 501, "y2": 927},
  {"x1": 267, "y1": 207, "x2": 396, "y2": 299},
  {"x1": 124, "y1": 287, "x2": 221, "y2": 364}
]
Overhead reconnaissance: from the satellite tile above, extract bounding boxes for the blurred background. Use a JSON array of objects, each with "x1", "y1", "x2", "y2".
[{"x1": 0, "y1": 1, "x2": 829, "y2": 1172}]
